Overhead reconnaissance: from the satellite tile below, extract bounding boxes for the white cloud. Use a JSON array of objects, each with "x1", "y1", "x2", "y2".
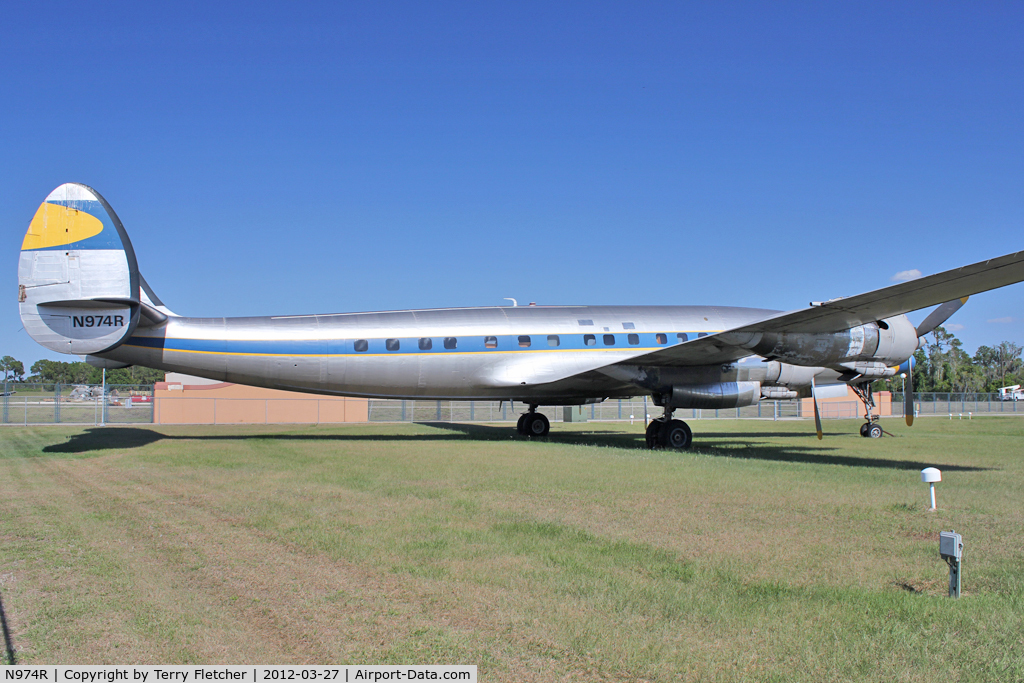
[
  {"x1": 987, "y1": 317, "x2": 1015, "y2": 324},
  {"x1": 891, "y1": 269, "x2": 922, "y2": 282},
  {"x1": 945, "y1": 323, "x2": 965, "y2": 332}
]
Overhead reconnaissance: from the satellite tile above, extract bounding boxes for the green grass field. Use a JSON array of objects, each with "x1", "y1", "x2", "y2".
[{"x1": 1, "y1": 418, "x2": 1022, "y2": 680}]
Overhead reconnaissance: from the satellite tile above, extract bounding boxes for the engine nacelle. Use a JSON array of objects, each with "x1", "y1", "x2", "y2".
[
  {"x1": 658, "y1": 381, "x2": 761, "y2": 409},
  {"x1": 762, "y1": 360, "x2": 820, "y2": 387},
  {"x1": 719, "y1": 315, "x2": 919, "y2": 368},
  {"x1": 601, "y1": 360, "x2": 825, "y2": 405}
]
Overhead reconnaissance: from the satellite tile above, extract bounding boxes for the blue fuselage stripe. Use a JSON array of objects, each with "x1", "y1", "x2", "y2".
[{"x1": 126, "y1": 332, "x2": 707, "y2": 356}]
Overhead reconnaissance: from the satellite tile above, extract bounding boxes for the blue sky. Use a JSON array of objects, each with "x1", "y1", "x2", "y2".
[{"x1": 3, "y1": 2, "x2": 1023, "y2": 370}]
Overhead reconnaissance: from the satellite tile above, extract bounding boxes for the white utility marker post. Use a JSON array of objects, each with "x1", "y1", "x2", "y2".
[{"x1": 921, "y1": 467, "x2": 941, "y2": 510}]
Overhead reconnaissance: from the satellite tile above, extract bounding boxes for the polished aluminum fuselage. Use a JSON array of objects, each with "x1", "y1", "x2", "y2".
[{"x1": 103, "y1": 304, "x2": 778, "y2": 402}]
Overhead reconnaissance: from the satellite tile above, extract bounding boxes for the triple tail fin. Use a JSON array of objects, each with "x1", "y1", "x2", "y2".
[{"x1": 18, "y1": 183, "x2": 172, "y2": 356}]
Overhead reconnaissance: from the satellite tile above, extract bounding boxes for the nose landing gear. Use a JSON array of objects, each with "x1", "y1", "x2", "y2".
[
  {"x1": 516, "y1": 405, "x2": 550, "y2": 437},
  {"x1": 852, "y1": 384, "x2": 884, "y2": 438},
  {"x1": 645, "y1": 406, "x2": 693, "y2": 449}
]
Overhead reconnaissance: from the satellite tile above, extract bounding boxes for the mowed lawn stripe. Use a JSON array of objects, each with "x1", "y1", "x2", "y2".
[{"x1": 1, "y1": 419, "x2": 1022, "y2": 681}]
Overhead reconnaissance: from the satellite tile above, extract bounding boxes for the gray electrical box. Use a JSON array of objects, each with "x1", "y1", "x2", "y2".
[
  {"x1": 563, "y1": 405, "x2": 587, "y2": 423},
  {"x1": 940, "y1": 531, "x2": 963, "y2": 561}
]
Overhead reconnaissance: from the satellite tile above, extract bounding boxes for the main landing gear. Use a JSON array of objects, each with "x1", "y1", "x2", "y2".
[
  {"x1": 645, "y1": 406, "x2": 693, "y2": 450},
  {"x1": 516, "y1": 405, "x2": 550, "y2": 437},
  {"x1": 852, "y1": 384, "x2": 884, "y2": 438}
]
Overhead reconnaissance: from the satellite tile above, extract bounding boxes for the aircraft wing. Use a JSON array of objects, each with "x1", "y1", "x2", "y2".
[{"x1": 620, "y1": 248, "x2": 1024, "y2": 369}]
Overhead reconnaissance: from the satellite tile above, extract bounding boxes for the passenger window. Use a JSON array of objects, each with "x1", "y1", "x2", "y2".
[
  {"x1": 697, "y1": 332, "x2": 708, "y2": 338},
  {"x1": 677, "y1": 333, "x2": 689, "y2": 342},
  {"x1": 354, "y1": 339, "x2": 368, "y2": 352},
  {"x1": 386, "y1": 338, "x2": 400, "y2": 351},
  {"x1": 518, "y1": 335, "x2": 531, "y2": 348},
  {"x1": 484, "y1": 336, "x2": 497, "y2": 349},
  {"x1": 444, "y1": 337, "x2": 457, "y2": 349},
  {"x1": 547, "y1": 335, "x2": 560, "y2": 347},
  {"x1": 419, "y1": 338, "x2": 432, "y2": 350},
  {"x1": 584, "y1": 334, "x2": 596, "y2": 346},
  {"x1": 622, "y1": 322, "x2": 635, "y2": 330},
  {"x1": 628, "y1": 333, "x2": 639, "y2": 345},
  {"x1": 603, "y1": 334, "x2": 615, "y2": 346},
  {"x1": 656, "y1": 333, "x2": 667, "y2": 344}
]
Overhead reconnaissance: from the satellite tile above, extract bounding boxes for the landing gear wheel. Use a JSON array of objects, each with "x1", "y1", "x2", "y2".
[
  {"x1": 662, "y1": 419, "x2": 692, "y2": 449},
  {"x1": 867, "y1": 423, "x2": 883, "y2": 439},
  {"x1": 526, "y1": 412, "x2": 550, "y2": 437},
  {"x1": 859, "y1": 423, "x2": 870, "y2": 437},
  {"x1": 516, "y1": 414, "x2": 528, "y2": 435},
  {"x1": 645, "y1": 420, "x2": 661, "y2": 449}
]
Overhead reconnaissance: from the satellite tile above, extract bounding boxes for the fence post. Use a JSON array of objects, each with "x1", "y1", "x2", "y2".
[
  {"x1": 55, "y1": 382, "x2": 61, "y2": 423},
  {"x1": 2, "y1": 380, "x2": 7, "y2": 424},
  {"x1": 436, "y1": 400, "x2": 441, "y2": 421},
  {"x1": 470, "y1": 400, "x2": 475, "y2": 421}
]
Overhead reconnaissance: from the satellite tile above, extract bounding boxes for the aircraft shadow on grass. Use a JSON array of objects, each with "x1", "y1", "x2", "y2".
[{"x1": 42, "y1": 424, "x2": 992, "y2": 473}]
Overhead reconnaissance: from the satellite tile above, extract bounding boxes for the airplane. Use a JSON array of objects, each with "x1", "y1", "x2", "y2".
[{"x1": 17, "y1": 183, "x2": 1024, "y2": 448}]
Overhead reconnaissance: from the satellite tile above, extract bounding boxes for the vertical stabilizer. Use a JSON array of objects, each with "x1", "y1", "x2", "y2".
[{"x1": 18, "y1": 183, "x2": 141, "y2": 354}]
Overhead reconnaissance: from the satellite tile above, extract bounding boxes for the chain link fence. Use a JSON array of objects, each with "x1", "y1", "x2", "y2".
[
  {"x1": 365, "y1": 398, "x2": 806, "y2": 423},
  {"x1": 892, "y1": 392, "x2": 1021, "y2": 419},
  {"x1": 1, "y1": 383, "x2": 154, "y2": 425},
  {"x1": 2, "y1": 382, "x2": 1020, "y2": 425}
]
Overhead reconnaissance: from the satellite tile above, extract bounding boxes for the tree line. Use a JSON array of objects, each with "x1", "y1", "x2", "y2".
[
  {"x1": 872, "y1": 326, "x2": 1023, "y2": 394},
  {"x1": 1, "y1": 356, "x2": 165, "y2": 386}
]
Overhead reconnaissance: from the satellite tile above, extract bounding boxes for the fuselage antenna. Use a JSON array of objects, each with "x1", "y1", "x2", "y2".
[{"x1": 503, "y1": 298, "x2": 518, "y2": 307}]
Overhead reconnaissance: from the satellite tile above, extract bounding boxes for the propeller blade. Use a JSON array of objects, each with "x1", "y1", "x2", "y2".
[
  {"x1": 811, "y1": 378, "x2": 823, "y2": 440},
  {"x1": 904, "y1": 357, "x2": 915, "y2": 427},
  {"x1": 916, "y1": 297, "x2": 968, "y2": 337}
]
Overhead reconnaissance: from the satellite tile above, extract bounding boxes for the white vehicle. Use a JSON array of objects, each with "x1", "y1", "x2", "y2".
[{"x1": 998, "y1": 385, "x2": 1023, "y2": 401}]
